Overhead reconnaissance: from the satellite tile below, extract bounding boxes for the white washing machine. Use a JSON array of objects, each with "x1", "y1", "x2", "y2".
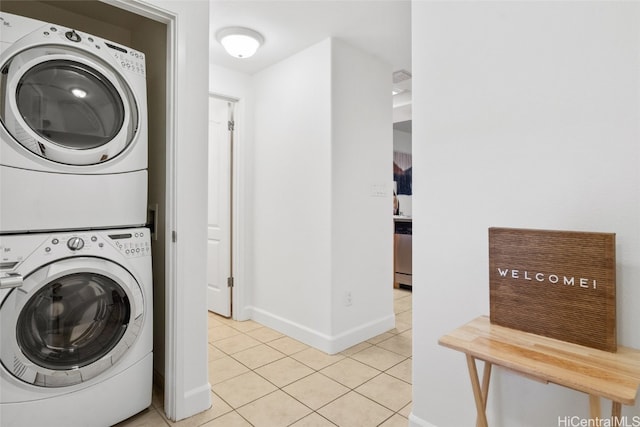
[
  {"x1": 0, "y1": 227, "x2": 152, "y2": 427},
  {"x1": 0, "y1": 12, "x2": 148, "y2": 233}
]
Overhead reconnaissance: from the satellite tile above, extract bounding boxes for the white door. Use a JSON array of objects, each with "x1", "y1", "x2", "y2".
[{"x1": 207, "y1": 96, "x2": 234, "y2": 316}]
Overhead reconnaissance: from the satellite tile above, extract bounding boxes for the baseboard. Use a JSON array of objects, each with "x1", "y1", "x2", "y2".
[
  {"x1": 328, "y1": 313, "x2": 396, "y2": 354},
  {"x1": 175, "y1": 383, "x2": 212, "y2": 422},
  {"x1": 409, "y1": 412, "x2": 438, "y2": 427},
  {"x1": 248, "y1": 306, "x2": 395, "y2": 354}
]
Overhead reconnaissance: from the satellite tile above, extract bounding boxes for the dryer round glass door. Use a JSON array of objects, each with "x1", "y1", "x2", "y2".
[
  {"x1": 0, "y1": 46, "x2": 139, "y2": 165},
  {"x1": 0, "y1": 257, "x2": 144, "y2": 387}
]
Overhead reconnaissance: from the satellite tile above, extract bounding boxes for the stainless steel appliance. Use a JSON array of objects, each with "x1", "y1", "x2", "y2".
[{"x1": 394, "y1": 219, "x2": 412, "y2": 287}]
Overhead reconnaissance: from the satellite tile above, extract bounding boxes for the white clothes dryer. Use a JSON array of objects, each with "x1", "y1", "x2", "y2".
[
  {"x1": 0, "y1": 12, "x2": 148, "y2": 233},
  {"x1": 0, "y1": 227, "x2": 152, "y2": 427}
]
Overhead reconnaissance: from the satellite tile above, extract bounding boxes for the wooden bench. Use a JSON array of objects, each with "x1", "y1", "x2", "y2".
[{"x1": 439, "y1": 316, "x2": 640, "y2": 426}]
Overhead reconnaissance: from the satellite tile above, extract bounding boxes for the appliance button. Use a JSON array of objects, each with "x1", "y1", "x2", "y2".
[
  {"x1": 45, "y1": 247, "x2": 51, "y2": 253},
  {"x1": 52, "y1": 238, "x2": 59, "y2": 245},
  {"x1": 91, "y1": 236, "x2": 98, "y2": 242}
]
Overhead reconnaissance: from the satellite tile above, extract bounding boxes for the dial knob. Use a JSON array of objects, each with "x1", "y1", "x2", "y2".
[
  {"x1": 65, "y1": 30, "x2": 81, "y2": 43},
  {"x1": 67, "y1": 237, "x2": 85, "y2": 251}
]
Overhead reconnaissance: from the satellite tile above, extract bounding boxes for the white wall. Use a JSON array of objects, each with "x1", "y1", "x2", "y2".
[
  {"x1": 251, "y1": 39, "x2": 334, "y2": 344},
  {"x1": 248, "y1": 38, "x2": 394, "y2": 353},
  {"x1": 411, "y1": 2, "x2": 640, "y2": 426},
  {"x1": 330, "y1": 39, "x2": 395, "y2": 348}
]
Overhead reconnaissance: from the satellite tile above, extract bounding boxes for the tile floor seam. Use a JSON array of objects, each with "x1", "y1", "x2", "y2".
[{"x1": 279, "y1": 377, "x2": 350, "y2": 415}]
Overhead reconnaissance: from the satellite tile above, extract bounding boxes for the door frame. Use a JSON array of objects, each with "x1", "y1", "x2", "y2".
[{"x1": 103, "y1": 0, "x2": 185, "y2": 420}]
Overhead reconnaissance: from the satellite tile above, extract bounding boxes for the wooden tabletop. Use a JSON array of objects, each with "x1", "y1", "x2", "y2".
[{"x1": 438, "y1": 316, "x2": 640, "y2": 405}]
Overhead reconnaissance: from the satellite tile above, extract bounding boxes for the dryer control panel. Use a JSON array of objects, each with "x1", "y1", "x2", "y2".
[{"x1": 1, "y1": 15, "x2": 147, "y2": 78}]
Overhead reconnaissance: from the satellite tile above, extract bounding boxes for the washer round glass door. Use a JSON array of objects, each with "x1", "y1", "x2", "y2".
[
  {"x1": 0, "y1": 257, "x2": 144, "y2": 387},
  {"x1": 0, "y1": 46, "x2": 139, "y2": 165}
]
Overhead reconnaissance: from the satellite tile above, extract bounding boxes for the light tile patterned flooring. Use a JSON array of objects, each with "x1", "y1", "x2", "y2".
[{"x1": 116, "y1": 288, "x2": 412, "y2": 427}]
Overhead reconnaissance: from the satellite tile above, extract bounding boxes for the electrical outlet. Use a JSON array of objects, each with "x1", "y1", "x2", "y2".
[{"x1": 344, "y1": 291, "x2": 353, "y2": 306}]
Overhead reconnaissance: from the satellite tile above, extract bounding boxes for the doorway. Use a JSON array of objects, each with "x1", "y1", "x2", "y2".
[{"x1": 207, "y1": 95, "x2": 237, "y2": 317}]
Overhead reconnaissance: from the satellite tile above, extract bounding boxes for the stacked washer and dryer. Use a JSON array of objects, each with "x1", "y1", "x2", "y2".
[{"x1": 0, "y1": 12, "x2": 153, "y2": 427}]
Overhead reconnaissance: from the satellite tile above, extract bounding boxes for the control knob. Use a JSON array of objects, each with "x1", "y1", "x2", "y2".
[
  {"x1": 67, "y1": 237, "x2": 85, "y2": 251},
  {"x1": 65, "y1": 30, "x2": 82, "y2": 43}
]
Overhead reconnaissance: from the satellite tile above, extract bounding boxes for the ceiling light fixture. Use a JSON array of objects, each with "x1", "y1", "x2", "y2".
[{"x1": 216, "y1": 27, "x2": 264, "y2": 59}]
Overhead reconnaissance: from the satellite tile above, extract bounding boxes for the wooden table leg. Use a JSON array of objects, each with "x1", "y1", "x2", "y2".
[
  {"x1": 611, "y1": 401, "x2": 621, "y2": 422},
  {"x1": 589, "y1": 395, "x2": 601, "y2": 420},
  {"x1": 466, "y1": 354, "x2": 489, "y2": 427},
  {"x1": 476, "y1": 362, "x2": 492, "y2": 427}
]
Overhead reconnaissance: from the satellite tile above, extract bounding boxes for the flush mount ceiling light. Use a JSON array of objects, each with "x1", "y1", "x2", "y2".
[{"x1": 216, "y1": 27, "x2": 264, "y2": 59}]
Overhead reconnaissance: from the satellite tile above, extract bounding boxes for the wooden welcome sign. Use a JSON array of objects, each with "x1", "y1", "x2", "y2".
[{"x1": 489, "y1": 227, "x2": 616, "y2": 352}]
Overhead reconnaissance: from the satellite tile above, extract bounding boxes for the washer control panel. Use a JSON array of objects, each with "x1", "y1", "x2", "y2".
[
  {"x1": 0, "y1": 229, "x2": 151, "y2": 271},
  {"x1": 107, "y1": 229, "x2": 151, "y2": 258}
]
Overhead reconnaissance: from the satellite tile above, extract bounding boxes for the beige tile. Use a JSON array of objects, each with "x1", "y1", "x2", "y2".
[
  {"x1": 229, "y1": 319, "x2": 264, "y2": 333},
  {"x1": 393, "y1": 296, "x2": 412, "y2": 314},
  {"x1": 385, "y1": 358, "x2": 412, "y2": 384},
  {"x1": 201, "y1": 411, "x2": 252, "y2": 427},
  {"x1": 355, "y1": 373, "x2": 412, "y2": 411},
  {"x1": 208, "y1": 312, "x2": 225, "y2": 328},
  {"x1": 291, "y1": 347, "x2": 345, "y2": 370},
  {"x1": 339, "y1": 341, "x2": 372, "y2": 357},
  {"x1": 399, "y1": 402, "x2": 412, "y2": 418},
  {"x1": 320, "y1": 357, "x2": 381, "y2": 389},
  {"x1": 231, "y1": 343, "x2": 286, "y2": 369},
  {"x1": 210, "y1": 392, "x2": 234, "y2": 420},
  {"x1": 209, "y1": 325, "x2": 242, "y2": 342},
  {"x1": 237, "y1": 390, "x2": 312, "y2": 427},
  {"x1": 380, "y1": 413, "x2": 409, "y2": 427},
  {"x1": 114, "y1": 407, "x2": 170, "y2": 427},
  {"x1": 377, "y1": 334, "x2": 412, "y2": 358},
  {"x1": 283, "y1": 372, "x2": 349, "y2": 410},
  {"x1": 390, "y1": 321, "x2": 412, "y2": 334},
  {"x1": 255, "y1": 357, "x2": 314, "y2": 387},
  {"x1": 366, "y1": 331, "x2": 395, "y2": 344},
  {"x1": 215, "y1": 334, "x2": 262, "y2": 355},
  {"x1": 212, "y1": 371, "x2": 277, "y2": 408},
  {"x1": 246, "y1": 326, "x2": 285, "y2": 343},
  {"x1": 395, "y1": 310, "x2": 412, "y2": 325},
  {"x1": 350, "y1": 346, "x2": 407, "y2": 371},
  {"x1": 169, "y1": 392, "x2": 232, "y2": 426},
  {"x1": 208, "y1": 344, "x2": 226, "y2": 362},
  {"x1": 393, "y1": 289, "x2": 412, "y2": 300},
  {"x1": 290, "y1": 412, "x2": 337, "y2": 426},
  {"x1": 318, "y1": 391, "x2": 393, "y2": 427},
  {"x1": 209, "y1": 356, "x2": 249, "y2": 385},
  {"x1": 266, "y1": 336, "x2": 309, "y2": 355}
]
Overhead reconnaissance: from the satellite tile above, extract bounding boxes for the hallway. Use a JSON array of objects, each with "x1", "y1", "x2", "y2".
[{"x1": 117, "y1": 288, "x2": 412, "y2": 426}]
